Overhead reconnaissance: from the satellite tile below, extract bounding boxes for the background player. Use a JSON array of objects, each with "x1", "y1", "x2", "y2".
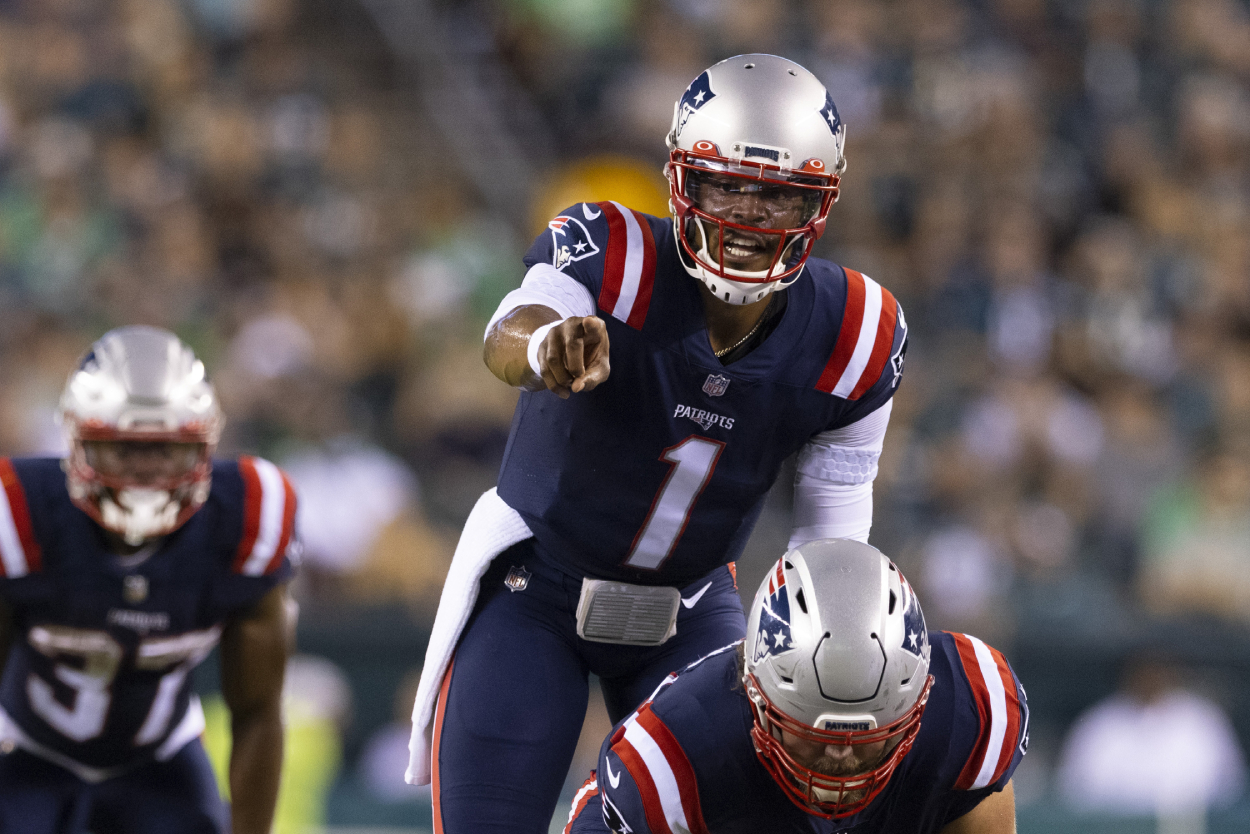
[
  {"x1": 408, "y1": 55, "x2": 909, "y2": 832},
  {"x1": 566, "y1": 538, "x2": 1028, "y2": 834},
  {"x1": 0, "y1": 326, "x2": 297, "y2": 834}
]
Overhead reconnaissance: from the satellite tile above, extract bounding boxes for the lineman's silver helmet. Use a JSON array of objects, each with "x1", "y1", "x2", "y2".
[
  {"x1": 58, "y1": 326, "x2": 224, "y2": 545},
  {"x1": 743, "y1": 539, "x2": 932, "y2": 818},
  {"x1": 666, "y1": 54, "x2": 845, "y2": 304}
]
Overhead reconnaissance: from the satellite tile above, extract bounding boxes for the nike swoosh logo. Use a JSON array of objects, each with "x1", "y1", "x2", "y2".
[
  {"x1": 606, "y1": 756, "x2": 621, "y2": 789},
  {"x1": 681, "y1": 581, "x2": 713, "y2": 609},
  {"x1": 583, "y1": 203, "x2": 602, "y2": 220}
]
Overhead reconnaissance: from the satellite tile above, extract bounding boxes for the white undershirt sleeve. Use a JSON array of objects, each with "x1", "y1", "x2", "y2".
[
  {"x1": 789, "y1": 398, "x2": 893, "y2": 548},
  {"x1": 485, "y1": 263, "x2": 597, "y2": 339}
]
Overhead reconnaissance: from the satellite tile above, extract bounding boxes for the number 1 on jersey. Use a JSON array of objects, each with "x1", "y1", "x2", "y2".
[{"x1": 625, "y1": 436, "x2": 724, "y2": 570}]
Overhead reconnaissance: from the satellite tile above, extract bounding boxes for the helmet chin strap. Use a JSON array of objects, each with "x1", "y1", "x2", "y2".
[{"x1": 100, "y1": 488, "x2": 180, "y2": 546}]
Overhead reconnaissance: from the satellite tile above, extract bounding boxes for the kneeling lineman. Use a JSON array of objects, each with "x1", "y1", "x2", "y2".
[{"x1": 567, "y1": 538, "x2": 1028, "y2": 834}]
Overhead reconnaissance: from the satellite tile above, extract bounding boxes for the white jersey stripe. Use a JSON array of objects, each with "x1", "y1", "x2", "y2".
[
  {"x1": 624, "y1": 718, "x2": 691, "y2": 834},
  {"x1": 0, "y1": 485, "x2": 29, "y2": 578},
  {"x1": 831, "y1": 274, "x2": 884, "y2": 398},
  {"x1": 241, "y1": 459, "x2": 287, "y2": 576},
  {"x1": 969, "y1": 634, "x2": 1009, "y2": 789},
  {"x1": 564, "y1": 777, "x2": 599, "y2": 833},
  {"x1": 609, "y1": 201, "x2": 644, "y2": 322}
]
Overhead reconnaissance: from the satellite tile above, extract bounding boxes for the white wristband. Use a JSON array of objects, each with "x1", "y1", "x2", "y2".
[{"x1": 527, "y1": 321, "x2": 562, "y2": 377}]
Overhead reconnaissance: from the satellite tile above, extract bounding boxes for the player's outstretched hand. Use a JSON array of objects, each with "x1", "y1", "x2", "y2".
[{"x1": 535, "y1": 316, "x2": 610, "y2": 399}]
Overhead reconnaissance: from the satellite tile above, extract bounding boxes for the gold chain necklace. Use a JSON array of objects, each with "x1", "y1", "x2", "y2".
[{"x1": 714, "y1": 310, "x2": 768, "y2": 358}]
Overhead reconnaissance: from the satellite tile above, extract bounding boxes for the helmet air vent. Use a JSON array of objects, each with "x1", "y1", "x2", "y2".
[
  {"x1": 795, "y1": 588, "x2": 808, "y2": 614},
  {"x1": 744, "y1": 63, "x2": 755, "y2": 69},
  {"x1": 788, "y1": 69, "x2": 797, "y2": 76},
  {"x1": 889, "y1": 590, "x2": 896, "y2": 615}
]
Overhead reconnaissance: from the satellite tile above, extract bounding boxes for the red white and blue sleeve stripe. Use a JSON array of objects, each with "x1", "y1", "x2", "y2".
[
  {"x1": 816, "y1": 268, "x2": 900, "y2": 399},
  {"x1": 952, "y1": 632, "x2": 1028, "y2": 791},
  {"x1": 232, "y1": 456, "x2": 297, "y2": 576},
  {"x1": 0, "y1": 459, "x2": 40, "y2": 578},
  {"x1": 605, "y1": 703, "x2": 709, "y2": 834},
  {"x1": 562, "y1": 774, "x2": 602, "y2": 834},
  {"x1": 596, "y1": 201, "x2": 657, "y2": 330}
]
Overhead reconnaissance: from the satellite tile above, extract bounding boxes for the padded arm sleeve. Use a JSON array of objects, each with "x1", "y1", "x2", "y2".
[
  {"x1": 789, "y1": 399, "x2": 892, "y2": 548},
  {"x1": 486, "y1": 262, "x2": 598, "y2": 338}
]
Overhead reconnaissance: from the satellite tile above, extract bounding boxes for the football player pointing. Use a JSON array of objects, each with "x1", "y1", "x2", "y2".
[
  {"x1": 410, "y1": 55, "x2": 908, "y2": 833},
  {"x1": 0, "y1": 327, "x2": 296, "y2": 834},
  {"x1": 567, "y1": 539, "x2": 1028, "y2": 834}
]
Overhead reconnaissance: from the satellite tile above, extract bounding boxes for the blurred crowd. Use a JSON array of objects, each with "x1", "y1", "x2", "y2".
[{"x1": 0, "y1": 0, "x2": 1247, "y2": 827}]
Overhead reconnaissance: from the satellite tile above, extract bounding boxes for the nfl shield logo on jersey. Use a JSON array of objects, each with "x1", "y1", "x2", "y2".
[
  {"x1": 123, "y1": 574, "x2": 148, "y2": 604},
  {"x1": 504, "y1": 565, "x2": 531, "y2": 593},
  {"x1": 702, "y1": 373, "x2": 730, "y2": 397}
]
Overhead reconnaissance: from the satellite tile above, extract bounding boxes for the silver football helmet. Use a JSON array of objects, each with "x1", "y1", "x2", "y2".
[
  {"x1": 666, "y1": 54, "x2": 845, "y2": 305},
  {"x1": 57, "y1": 326, "x2": 224, "y2": 545},
  {"x1": 743, "y1": 539, "x2": 933, "y2": 819}
]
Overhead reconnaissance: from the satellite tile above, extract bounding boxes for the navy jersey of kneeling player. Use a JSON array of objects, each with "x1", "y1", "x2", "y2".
[
  {"x1": 498, "y1": 202, "x2": 909, "y2": 586},
  {"x1": 0, "y1": 456, "x2": 296, "y2": 773},
  {"x1": 566, "y1": 632, "x2": 1028, "y2": 834}
]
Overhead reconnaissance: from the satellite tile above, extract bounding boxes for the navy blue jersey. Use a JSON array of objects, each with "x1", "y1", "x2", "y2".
[
  {"x1": 498, "y1": 203, "x2": 908, "y2": 585},
  {"x1": 0, "y1": 456, "x2": 296, "y2": 773},
  {"x1": 567, "y1": 632, "x2": 1028, "y2": 834}
]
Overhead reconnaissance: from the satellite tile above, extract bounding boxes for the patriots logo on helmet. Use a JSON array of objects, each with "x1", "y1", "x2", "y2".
[
  {"x1": 549, "y1": 214, "x2": 600, "y2": 271},
  {"x1": 898, "y1": 574, "x2": 928, "y2": 659},
  {"x1": 676, "y1": 71, "x2": 716, "y2": 137},
  {"x1": 753, "y1": 562, "x2": 794, "y2": 663},
  {"x1": 819, "y1": 92, "x2": 842, "y2": 138}
]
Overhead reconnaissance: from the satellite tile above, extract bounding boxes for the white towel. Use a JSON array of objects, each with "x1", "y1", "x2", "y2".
[{"x1": 405, "y1": 488, "x2": 533, "y2": 785}]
